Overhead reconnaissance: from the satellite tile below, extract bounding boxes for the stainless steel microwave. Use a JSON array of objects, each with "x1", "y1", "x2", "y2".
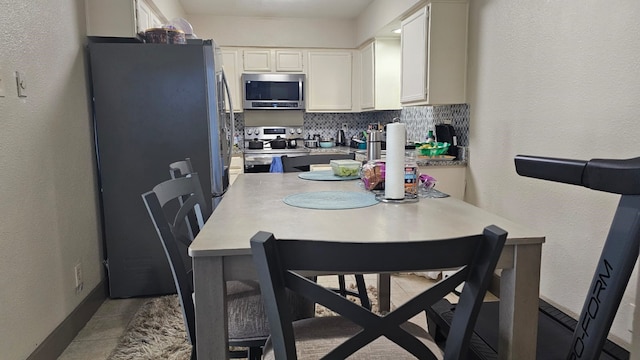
[{"x1": 241, "y1": 73, "x2": 305, "y2": 110}]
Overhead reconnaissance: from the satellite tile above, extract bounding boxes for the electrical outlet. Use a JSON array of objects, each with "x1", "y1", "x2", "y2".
[
  {"x1": 342, "y1": 123, "x2": 348, "y2": 133},
  {"x1": 74, "y1": 262, "x2": 84, "y2": 293}
]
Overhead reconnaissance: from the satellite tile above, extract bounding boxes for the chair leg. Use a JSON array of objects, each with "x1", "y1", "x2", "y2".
[
  {"x1": 338, "y1": 275, "x2": 347, "y2": 296},
  {"x1": 355, "y1": 274, "x2": 371, "y2": 310}
]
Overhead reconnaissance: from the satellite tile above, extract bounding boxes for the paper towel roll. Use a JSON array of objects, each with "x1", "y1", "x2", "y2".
[{"x1": 384, "y1": 122, "x2": 406, "y2": 199}]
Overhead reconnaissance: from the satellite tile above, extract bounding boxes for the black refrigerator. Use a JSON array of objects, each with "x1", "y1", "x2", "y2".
[{"x1": 87, "y1": 37, "x2": 234, "y2": 298}]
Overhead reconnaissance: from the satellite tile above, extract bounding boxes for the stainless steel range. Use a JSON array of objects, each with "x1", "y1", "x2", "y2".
[{"x1": 243, "y1": 126, "x2": 310, "y2": 172}]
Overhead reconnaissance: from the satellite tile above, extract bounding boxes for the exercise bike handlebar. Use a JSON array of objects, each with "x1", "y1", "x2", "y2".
[{"x1": 515, "y1": 155, "x2": 640, "y2": 195}]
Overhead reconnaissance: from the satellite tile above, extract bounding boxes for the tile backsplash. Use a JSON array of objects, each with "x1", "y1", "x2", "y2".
[{"x1": 232, "y1": 104, "x2": 469, "y2": 146}]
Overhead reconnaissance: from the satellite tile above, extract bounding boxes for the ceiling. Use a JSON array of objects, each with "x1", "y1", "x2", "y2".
[{"x1": 179, "y1": 0, "x2": 375, "y2": 19}]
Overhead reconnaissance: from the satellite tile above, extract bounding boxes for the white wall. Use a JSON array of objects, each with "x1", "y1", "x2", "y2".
[
  {"x1": 0, "y1": 0, "x2": 102, "y2": 358},
  {"x1": 188, "y1": 15, "x2": 357, "y2": 48},
  {"x1": 355, "y1": 0, "x2": 421, "y2": 46},
  {"x1": 466, "y1": 0, "x2": 640, "y2": 347}
]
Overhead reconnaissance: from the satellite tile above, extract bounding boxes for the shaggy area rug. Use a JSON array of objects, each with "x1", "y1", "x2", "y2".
[{"x1": 108, "y1": 284, "x2": 379, "y2": 360}]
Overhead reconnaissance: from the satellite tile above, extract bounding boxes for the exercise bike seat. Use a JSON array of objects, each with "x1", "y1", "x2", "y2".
[{"x1": 515, "y1": 155, "x2": 640, "y2": 195}]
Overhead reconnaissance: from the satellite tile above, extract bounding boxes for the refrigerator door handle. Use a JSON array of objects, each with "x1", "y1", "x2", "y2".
[{"x1": 221, "y1": 69, "x2": 235, "y2": 162}]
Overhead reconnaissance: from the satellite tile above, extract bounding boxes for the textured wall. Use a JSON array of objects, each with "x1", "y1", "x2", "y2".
[
  {"x1": 0, "y1": 0, "x2": 102, "y2": 358},
  {"x1": 466, "y1": 0, "x2": 640, "y2": 347}
]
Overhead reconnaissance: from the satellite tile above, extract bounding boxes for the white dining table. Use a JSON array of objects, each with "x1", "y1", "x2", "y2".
[{"x1": 189, "y1": 172, "x2": 546, "y2": 360}]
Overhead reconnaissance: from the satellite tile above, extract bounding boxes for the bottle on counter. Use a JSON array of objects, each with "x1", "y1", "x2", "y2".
[
  {"x1": 404, "y1": 152, "x2": 418, "y2": 197},
  {"x1": 426, "y1": 129, "x2": 436, "y2": 144}
]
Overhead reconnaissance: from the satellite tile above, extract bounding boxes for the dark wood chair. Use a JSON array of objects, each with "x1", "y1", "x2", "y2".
[
  {"x1": 281, "y1": 152, "x2": 370, "y2": 310},
  {"x1": 281, "y1": 153, "x2": 356, "y2": 172},
  {"x1": 250, "y1": 225, "x2": 507, "y2": 359},
  {"x1": 142, "y1": 174, "x2": 288, "y2": 360}
]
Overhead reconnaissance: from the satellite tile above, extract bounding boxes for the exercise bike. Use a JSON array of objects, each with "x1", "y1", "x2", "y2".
[{"x1": 428, "y1": 155, "x2": 640, "y2": 359}]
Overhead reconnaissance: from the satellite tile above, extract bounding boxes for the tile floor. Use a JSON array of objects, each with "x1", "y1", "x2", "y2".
[{"x1": 58, "y1": 273, "x2": 459, "y2": 359}]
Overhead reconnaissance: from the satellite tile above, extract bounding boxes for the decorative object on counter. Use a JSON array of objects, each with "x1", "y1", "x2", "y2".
[
  {"x1": 366, "y1": 129, "x2": 383, "y2": 161},
  {"x1": 168, "y1": 17, "x2": 197, "y2": 40},
  {"x1": 350, "y1": 138, "x2": 366, "y2": 149},
  {"x1": 304, "y1": 136, "x2": 318, "y2": 148},
  {"x1": 404, "y1": 152, "x2": 418, "y2": 196},
  {"x1": 426, "y1": 128, "x2": 436, "y2": 144},
  {"x1": 361, "y1": 160, "x2": 385, "y2": 191},
  {"x1": 417, "y1": 173, "x2": 449, "y2": 198},
  {"x1": 384, "y1": 122, "x2": 406, "y2": 200},
  {"x1": 298, "y1": 170, "x2": 360, "y2": 181},
  {"x1": 336, "y1": 129, "x2": 346, "y2": 146},
  {"x1": 419, "y1": 173, "x2": 437, "y2": 190},
  {"x1": 417, "y1": 141, "x2": 450, "y2": 157},
  {"x1": 330, "y1": 159, "x2": 361, "y2": 177},
  {"x1": 319, "y1": 140, "x2": 335, "y2": 148},
  {"x1": 283, "y1": 191, "x2": 379, "y2": 210},
  {"x1": 143, "y1": 28, "x2": 169, "y2": 44},
  {"x1": 142, "y1": 27, "x2": 186, "y2": 44}
]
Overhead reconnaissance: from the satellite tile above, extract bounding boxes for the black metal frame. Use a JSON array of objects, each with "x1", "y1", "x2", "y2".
[{"x1": 515, "y1": 155, "x2": 640, "y2": 360}]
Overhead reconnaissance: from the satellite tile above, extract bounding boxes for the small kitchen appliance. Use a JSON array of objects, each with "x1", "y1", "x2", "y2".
[
  {"x1": 241, "y1": 73, "x2": 305, "y2": 110},
  {"x1": 435, "y1": 124, "x2": 459, "y2": 159},
  {"x1": 336, "y1": 129, "x2": 346, "y2": 146}
]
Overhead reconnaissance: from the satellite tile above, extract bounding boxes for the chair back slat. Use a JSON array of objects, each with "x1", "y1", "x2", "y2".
[
  {"x1": 251, "y1": 225, "x2": 507, "y2": 360},
  {"x1": 277, "y1": 236, "x2": 481, "y2": 273}
]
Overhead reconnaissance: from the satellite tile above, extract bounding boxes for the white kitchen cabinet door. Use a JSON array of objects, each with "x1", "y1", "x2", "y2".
[
  {"x1": 361, "y1": 39, "x2": 401, "y2": 111},
  {"x1": 307, "y1": 51, "x2": 353, "y2": 112},
  {"x1": 418, "y1": 165, "x2": 466, "y2": 200},
  {"x1": 221, "y1": 49, "x2": 241, "y2": 113},
  {"x1": 243, "y1": 50, "x2": 272, "y2": 72},
  {"x1": 360, "y1": 42, "x2": 375, "y2": 109},
  {"x1": 136, "y1": 0, "x2": 162, "y2": 33},
  {"x1": 401, "y1": 1, "x2": 468, "y2": 105},
  {"x1": 275, "y1": 50, "x2": 304, "y2": 72}
]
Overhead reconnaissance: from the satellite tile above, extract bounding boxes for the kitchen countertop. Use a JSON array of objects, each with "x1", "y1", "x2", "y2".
[
  {"x1": 309, "y1": 146, "x2": 468, "y2": 167},
  {"x1": 235, "y1": 145, "x2": 468, "y2": 167}
]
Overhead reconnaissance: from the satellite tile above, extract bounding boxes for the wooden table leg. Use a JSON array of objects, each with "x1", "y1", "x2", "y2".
[
  {"x1": 378, "y1": 273, "x2": 391, "y2": 313},
  {"x1": 498, "y1": 244, "x2": 542, "y2": 360},
  {"x1": 193, "y1": 256, "x2": 228, "y2": 360}
]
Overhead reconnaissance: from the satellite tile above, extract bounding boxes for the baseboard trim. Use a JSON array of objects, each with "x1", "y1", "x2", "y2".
[{"x1": 27, "y1": 280, "x2": 108, "y2": 360}]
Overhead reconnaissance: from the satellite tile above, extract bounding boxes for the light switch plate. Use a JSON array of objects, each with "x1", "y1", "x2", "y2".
[{"x1": 15, "y1": 71, "x2": 27, "y2": 97}]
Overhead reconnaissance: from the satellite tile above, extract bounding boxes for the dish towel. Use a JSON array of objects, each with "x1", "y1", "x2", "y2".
[{"x1": 269, "y1": 157, "x2": 283, "y2": 173}]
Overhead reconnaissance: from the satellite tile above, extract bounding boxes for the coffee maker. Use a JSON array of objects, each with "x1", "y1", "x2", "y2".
[{"x1": 435, "y1": 124, "x2": 459, "y2": 159}]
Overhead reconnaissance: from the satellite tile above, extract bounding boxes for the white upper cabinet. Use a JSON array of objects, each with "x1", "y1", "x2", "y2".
[
  {"x1": 360, "y1": 39, "x2": 401, "y2": 111},
  {"x1": 400, "y1": 1, "x2": 469, "y2": 105},
  {"x1": 136, "y1": 0, "x2": 162, "y2": 33},
  {"x1": 243, "y1": 50, "x2": 272, "y2": 72},
  {"x1": 242, "y1": 49, "x2": 304, "y2": 72},
  {"x1": 306, "y1": 51, "x2": 353, "y2": 112},
  {"x1": 275, "y1": 50, "x2": 304, "y2": 72},
  {"x1": 221, "y1": 49, "x2": 242, "y2": 113}
]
